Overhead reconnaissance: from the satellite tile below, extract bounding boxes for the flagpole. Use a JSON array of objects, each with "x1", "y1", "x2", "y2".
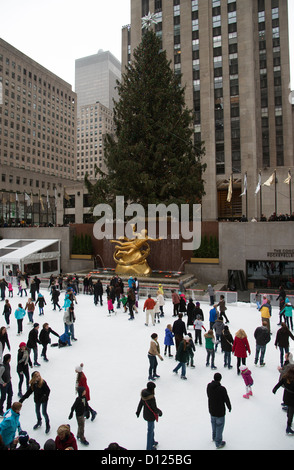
[
  {"x1": 259, "y1": 172, "x2": 262, "y2": 220},
  {"x1": 290, "y1": 170, "x2": 292, "y2": 215},
  {"x1": 274, "y1": 169, "x2": 277, "y2": 215},
  {"x1": 245, "y1": 172, "x2": 248, "y2": 220}
]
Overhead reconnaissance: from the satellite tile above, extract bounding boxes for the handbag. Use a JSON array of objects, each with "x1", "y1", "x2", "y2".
[{"x1": 145, "y1": 401, "x2": 159, "y2": 422}]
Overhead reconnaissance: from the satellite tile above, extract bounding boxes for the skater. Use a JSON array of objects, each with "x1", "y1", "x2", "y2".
[
  {"x1": 232, "y1": 329, "x2": 251, "y2": 375},
  {"x1": 2, "y1": 300, "x2": 12, "y2": 328},
  {"x1": 0, "y1": 402, "x2": 23, "y2": 449},
  {"x1": 68, "y1": 386, "x2": 90, "y2": 446},
  {"x1": 186, "y1": 333, "x2": 195, "y2": 368},
  {"x1": 274, "y1": 322, "x2": 294, "y2": 367},
  {"x1": 107, "y1": 296, "x2": 114, "y2": 315},
  {"x1": 173, "y1": 335, "x2": 190, "y2": 379},
  {"x1": 187, "y1": 298, "x2": 196, "y2": 328},
  {"x1": 143, "y1": 295, "x2": 156, "y2": 326},
  {"x1": 0, "y1": 354, "x2": 13, "y2": 416},
  {"x1": 39, "y1": 323, "x2": 59, "y2": 362},
  {"x1": 51, "y1": 287, "x2": 62, "y2": 311},
  {"x1": 148, "y1": 333, "x2": 163, "y2": 380},
  {"x1": 19, "y1": 370, "x2": 51, "y2": 434},
  {"x1": 93, "y1": 280, "x2": 103, "y2": 306},
  {"x1": 154, "y1": 298, "x2": 161, "y2": 324},
  {"x1": 276, "y1": 285, "x2": 286, "y2": 324},
  {"x1": 195, "y1": 302, "x2": 204, "y2": 321},
  {"x1": 179, "y1": 293, "x2": 187, "y2": 315},
  {"x1": 259, "y1": 299, "x2": 272, "y2": 333},
  {"x1": 209, "y1": 305, "x2": 218, "y2": 329},
  {"x1": 172, "y1": 313, "x2": 187, "y2": 350},
  {"x1": 35, "y1": 293, "x2": 46, "y2": 316},
  {"x1": 127, "y1": 288, "x2": 136, "y2": 320},
  {"x1": 8, "y1": 282, "x2": 13, "y2": 298},
  {"x1": 216, "y1": 295, "x2": 229, "y2": 324},
  {"x1": 15, "y1": 304, "x2": 26, "y2": 336},
  {"x1": 156, "y1": 290, "x2": 165, "y2": 317},
  {"x1": 75, "y1": 363, "x2": 97, "y2": 422},
  {"x1": 64, "y1": 304, "x2": 77, "y2": 341},
  {"x1": 136, "y1": 381, "x2": 162, "y2": 451},
  {"x1": 171, "y1": 290, "x2": 180, "y2": 317},
  {"x1": 205, "y1": 330, "x2": 217, "y2": 370},
  {"x1": 26, "y1": 323, "x2": 41, "y2": 366},
  {"x1": 212, "y1": 317, "x2": 225, "y2": 352},
  {"x1": 193, "y1": 314, "x2": 206, "y2": 345},
  {"x1": 221, "y1": 325, "x2": 233, "y2": 369},
  {"x1": 280, "y1": 298, "x2": 294, "y2": 331},
  {"x1": 25, "y1": 298, "x2": 35, "y2": 325},
  {"x1": 19, "y1": 278, "x2": 27, "y2": 297},
  {"x1": 55, "y1": 424, "x2": 78, "y2": 450},
  {"x1": 0, "y1": 327, "x2": 10, "y2": 359},
  {"x1": 207, "y1": 284, "x2": 215, "y2": 306},
  {"x1": 254, "y1": 321, "x2": 271, "y2": 366},
  {"x1": 239, "y1": 365, "x2": 254, "y2": 399},
  {"x1": 17, "y1": 342, "x2": 32, "y2": 397},
  {"x1": 164, "y1": 324, "x2": 174, "y2": 357},
  {"x1": 29, "y1": 280, "x2": 37, "y2": 301},
  {"x1": 273, "y1": 365, "x2": 294, "y2": 435},
  {"x1": 206, "y1": 373, "x2": 231, "y2": 449}
]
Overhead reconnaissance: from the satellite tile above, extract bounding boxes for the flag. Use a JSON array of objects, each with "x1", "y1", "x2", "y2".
[
  {"x1": 47, "y1": 191, "x2": 50, "y2": 209},
  {"x1": 64, "y1": 189, "x2": 70, "y2": 202},
  {"x1": 284, "y1": 171, "x2": 292, "y2": 185},
  {"x1": 263, "y1": 172, "x2": 275, "y2": 187},
  {"x1": 24, "y1": 192, "x2": 31, "y2": 207},
  {"x1": 15, "y1": 193, "x2": 18, "y2": 203},
  {"x1": 39, "y1": 195, "x2": 44, "y2": 211},
  {"x1": 240, "y1": 173, "x2": 247, "y2": 197},
  {"x1": 255, "y1": 173, "x2": 261, "y2": 194},
  {"x1": 227, "y1": 175, "x2": 232, "y2": 203},
  {"x1": 54, "y1": 188, "x2": 58, "y2": 207}
]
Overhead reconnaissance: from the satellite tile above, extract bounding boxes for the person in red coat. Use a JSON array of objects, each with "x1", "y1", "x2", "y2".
[
  {"x1": 232, "y1": 329, "x2": 251, "y2": 375},
  {"x1": 75, "y1": 363, "x2": 97, "y2": 421},
  {"x1": 55, "y1": 424, "x2": 77, "y2": 450}
]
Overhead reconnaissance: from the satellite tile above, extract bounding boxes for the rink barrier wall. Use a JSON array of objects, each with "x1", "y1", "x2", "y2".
[
  {"x1": 5, "y1": 275, "x2": 238, "y2": 305},
  {"x1": 250, "y1": 292, "x2": 294, "y2": 308}
]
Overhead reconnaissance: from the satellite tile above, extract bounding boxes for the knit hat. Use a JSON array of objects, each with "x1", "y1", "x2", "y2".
[
  {"x1": 184, "y1": 335, "x2": 190, "y2": 341},
  {"x1": 19, "y1": 342, "x2": 26, "y2": 348},
  {"x1": 240, "y1": 365, "x2": 248, "y2": 372},
  {"x1": 75, "y1": 363, "x2": 83, "y2": 372},
  {"x1": 43, "y1": 438, "x2": 56, "y2": 450},
  {"x1": 33, "y1": 323, "x2": 39, "y2": 328},
  {"x1": 18, "y1": 430, "x2": 29, "y2": 445}
]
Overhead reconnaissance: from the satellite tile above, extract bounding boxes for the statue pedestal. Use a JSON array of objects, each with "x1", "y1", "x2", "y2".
[{"x1": 115, "y1": 261, "x2": 152, "y2": 277}]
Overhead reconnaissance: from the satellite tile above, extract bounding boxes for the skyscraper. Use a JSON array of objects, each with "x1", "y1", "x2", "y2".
[{"x1": 122, "y1": 0, "x2": 294, "y2": 221}]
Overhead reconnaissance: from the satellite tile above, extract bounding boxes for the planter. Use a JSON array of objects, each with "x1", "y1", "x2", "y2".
[
  {"x1": 190, "y1": 258, "x2": 219, "y2": 264},
  {"x1": 70, "y1": 254, "x2": 92, "y2": 260}
]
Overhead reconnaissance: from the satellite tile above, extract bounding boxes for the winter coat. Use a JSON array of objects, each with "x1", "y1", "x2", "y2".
[
  {"x1": 193, "y1": 319, "x2": 206, "y2": 331},
  {"x1": 69, "y1": 387, "x2": 90, "y2": 419},
  {"x1": 0, "y1": 408, "x2": 22, "y2": 446},
  {"x1": 281, "y1": 300, "x2": 293, "y2": 318},
  {"x1": 17, "y1": 348, "x2": 32, "y2": 373},
  {"x1": 19, "y1": 380, "x2": 50, "y2": 404},
  {"x1": 273, "y1": 377, "x2": 294, "y2": 407},
  {"x1": 76, "y1": 372, "x2": 91, "y2": 401},
  {"x1": 206, "y1": 380, "x2": 231, "y2": 418},
  {"x1": 221, "y1": 331, "x2": 234, "y2": 352},
  {"x1": 0, "y1": 332, "x2": 10, "y2": 352},
  {"x1": 205, "y1": 334, "x2": 215, "y2": 350},
  {"x1": 148, "y1": 339, "x2": 162, "y2": 358},
  {"x1": 157, "y1": 294, "x2": 165, "y2": 307},
  {"x1": 275, "y1": 326, "x2": 294, "y2": 349},
  {"x1": 187, "y1": 301, "x2": 196, "y2": 325},
  {"x1": 25, "y1": 301, "x2": 35, "y2": 313},
  {"x1": 0, "y1": 359, "x2": 11, "y2": 386},
  {"x1": 209, "y1": 307, "x2": 218, "y2": 323},
  {"x1": 194, "y1": 307, "x2": 204, "y2": 321},
  {"x1": 172, "y1": 318, "x2": 187, "y2": 337},
  {"x1": 26, "y1": 328, "x2": 40, "y2": 349},
  {"x1": 55, "y1": 431, "x2": 78, "y2": 450},
  {"x1": 254, "y1": 326, "x2": 271, "y2": 346},
  {"x1": 240, "y1": 367, "x2": 253, "y2": 386},
  {"x1": 216, "y1": 299, "x2": 226, "y2": 313},
  {"x1": 136, "y1": 389, "x2": 162, "y2": 422},
  {"x1": 14, "y1": 307, "x2": 26, "y2": 320},
  {"x1": 175, "y1": 340, "x2": 189, "y2": 363},
  {"x1": 35, "y1": 295, "x2": 46, "y2": 308},
  {"x1": 260, "y1": 303, "x2": 271, "y2": 319},
  {"x1": 94, "y1": 281, "x2": 103, "y2": 295},
  {"x1": 164, "y1": 328, "x2": 174, "y2": 346},
  {"x1": 143, "y1": 298, "x2": 156, "y2": 311},
  {"x1": 172, "y1": 292, "x2": 180, "y2": 305},
  {"x1": 213, "y1": 319, "x2": 225, "y2": 336},
  {"x1": 232, "y1": 336, "x2": 251, "y2": 358},
  {"x1": 39, "y1": 327, "x2": 59, "y2": 346}
]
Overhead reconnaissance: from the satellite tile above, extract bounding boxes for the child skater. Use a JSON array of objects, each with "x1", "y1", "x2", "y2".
[
  {"x1": 107, "y1": 296, "x2": 114, "y2": 315},
  {"x1": 164, "y1": 324, "x2": 174, "y2": 357},
  {"x1": 193, "y1": 314, "x2": 206, "y2": 345},
  {"x1": 68, "y1": 386, "x2": 89, "y2": 446},
  {"x1": 240, "y1": 365, "x2": 254, "y2": 399}
]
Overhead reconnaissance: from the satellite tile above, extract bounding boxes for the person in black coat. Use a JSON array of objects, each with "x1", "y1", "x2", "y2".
[
  {"x1": 93, "y1": 280, "x2": 103, "y2": 306},
  {"x1": 254, "y1": 321, "x2": 271, "y2": 366},
  {"x1": 136, "y1": 381, "x2": 162, "y2": 451},
  {"x1": 207, "y1": 373, "x2": 232, "y2": 449},
  {"x1": 39, "y1": 323, "x2": 59, "y2": 362},
  {"x1": 19, "y1": 371, "x2": 51, "y2": 434},
  {"x1": 172, "y1": 314, "x2": 187, "y2": 350},
  {"x1": 273, "y1": 365, "x2": 294, "y2": 435},
  {"x1": 220, "y1": 325, "x2": 234, "y2": 369},
  {"x1": 26, "y1": 323, "x2": 41, "y2": 366},
  {"x1": 187, "y1": 299, "x2": 196, "y2": 328},
  {"x1": 51, "y1": 287, "x2": 62, "y2": 311},
  {"x1": 68, "y1": 386, "x2": 89, "y2": 446}
]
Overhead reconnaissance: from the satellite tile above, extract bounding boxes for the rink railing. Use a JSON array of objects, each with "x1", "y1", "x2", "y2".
[
  {"x1": 250, "y1": 292, "x2": 294, "y2": 307},
  {"x1": 5, "y1": 275, "x2": 238, "y2": 305}
]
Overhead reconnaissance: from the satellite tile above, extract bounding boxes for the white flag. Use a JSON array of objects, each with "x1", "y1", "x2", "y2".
[
  {"x1": 54, "y1": 188, "x2": 58, "y2": 207},
  {"x1": 24, "y1": 193, "x2": 31, "y2": 206},
  {"x1": 47, "y1": 191, "x2": 50, "y2": 209},
  {"x1": 255, "y1": 173, "x2": 261, "y2": 194},
  {"x1": 263, "y1": 172, "x2": 275, "y2": 187},
  {"x1": 284, "y1": 172, "x2": 292, "y2": 185},
  {"x1": 240, "y1": 174, "x2": 247, "y2": 197}
]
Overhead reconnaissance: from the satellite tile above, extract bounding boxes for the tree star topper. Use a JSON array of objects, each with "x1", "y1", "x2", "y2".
[{"x1": 142, "y1": 12, "x2": 158, "y2": 30}]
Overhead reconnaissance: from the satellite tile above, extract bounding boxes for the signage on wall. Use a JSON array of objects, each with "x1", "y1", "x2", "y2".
[{"x1": 267, "y1": 249, "x2": 294, "y2": 258}]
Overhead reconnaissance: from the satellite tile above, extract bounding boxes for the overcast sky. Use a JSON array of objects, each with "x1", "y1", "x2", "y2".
[{"x1": 0, "y1": 0, "x2": 293, "y2": 91}]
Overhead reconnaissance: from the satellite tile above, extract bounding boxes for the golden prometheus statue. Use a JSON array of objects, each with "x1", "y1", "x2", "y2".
[{"x1": 111, "y1": 225, "x2": 160, "y2": 276}]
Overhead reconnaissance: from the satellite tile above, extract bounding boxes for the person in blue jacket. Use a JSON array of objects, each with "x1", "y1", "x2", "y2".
[
  {"x1": 164, "y1": 324, "x2": 174, "y2": 357},
  {"x1": 209, "y1": 305, "x2": 218, "y2": 329},
  {"x1": 15, "y1": 304, "x2": 26, "y2": 336},
  {"x1": 0, "y1": 402, "x2": 22, "y2": 448}
]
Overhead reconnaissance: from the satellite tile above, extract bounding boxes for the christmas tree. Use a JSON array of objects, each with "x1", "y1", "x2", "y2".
[{"x1": 86, "y1": 29, "x2": 206, "y2": 212}]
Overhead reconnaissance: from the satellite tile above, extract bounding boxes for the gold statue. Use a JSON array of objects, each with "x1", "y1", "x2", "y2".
[{"x1": 111, "y1": 225, "x2": 160, "y2": 276}]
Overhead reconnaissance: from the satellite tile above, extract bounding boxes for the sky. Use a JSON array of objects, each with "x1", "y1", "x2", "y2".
[{"x1": 0, "y1": 0, "x2": 293, "y2": 92}]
